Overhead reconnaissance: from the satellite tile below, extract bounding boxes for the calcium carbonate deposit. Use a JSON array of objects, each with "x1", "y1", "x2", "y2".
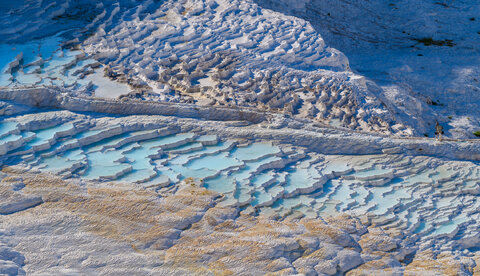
[{"x1": 1, "y1": 0, "x2": 480, "y2": 275}]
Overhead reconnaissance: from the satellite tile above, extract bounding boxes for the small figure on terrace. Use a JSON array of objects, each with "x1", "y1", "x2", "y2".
[{"x1": 435, "y1": 121, "x2": 444, "y2": 141}]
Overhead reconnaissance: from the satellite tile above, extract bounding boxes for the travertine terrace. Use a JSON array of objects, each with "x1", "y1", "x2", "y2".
[{"x1": 1, "y1": 0, "x2": 480, "y2": 275}]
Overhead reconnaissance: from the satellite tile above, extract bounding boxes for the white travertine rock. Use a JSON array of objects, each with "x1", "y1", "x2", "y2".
[
  {"x1": 1, "y1": 1, "x2": 480, "y2": 274},
  {"x1": 0, "y1": 195, "x2": 43, "y2": 215},
  {"x1": 0, "y1": 0, "x2": 411, "y2": 135}
]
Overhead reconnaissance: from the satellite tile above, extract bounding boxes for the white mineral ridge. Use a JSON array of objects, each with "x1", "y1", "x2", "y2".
[
  {"x1": 0, "y1": 195, "x2": 43, "y2": 215},
  {"x1": 257, "y1": 0, "x2": 480, "y2": 138}
]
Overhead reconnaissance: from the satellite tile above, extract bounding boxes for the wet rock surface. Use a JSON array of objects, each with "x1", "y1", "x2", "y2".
[{"x1": 0, "y1": 106, "x2": 478, "y2": 274}]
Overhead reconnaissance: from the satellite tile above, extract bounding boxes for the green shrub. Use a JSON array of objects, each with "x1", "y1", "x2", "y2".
[{"x1": 415, "y1": 37, "x2": 455, "y2": 47}]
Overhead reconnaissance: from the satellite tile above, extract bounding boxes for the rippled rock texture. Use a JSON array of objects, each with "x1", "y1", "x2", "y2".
[
  {"x1": 256, "y1": 0, "x2": 480, "y2": 138},
  {"x1": 2, "y1": 169, "x2": 479, "y2": 275},
  {"x1": 2, "y1": 0, "x2": 480, "y2": 275},
  {"x1": 0, "y1": 104, "x2": 478, "y2": 274},
  {"x1": 0, "y1": 0, "x2": 415, "y2": 135}
]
